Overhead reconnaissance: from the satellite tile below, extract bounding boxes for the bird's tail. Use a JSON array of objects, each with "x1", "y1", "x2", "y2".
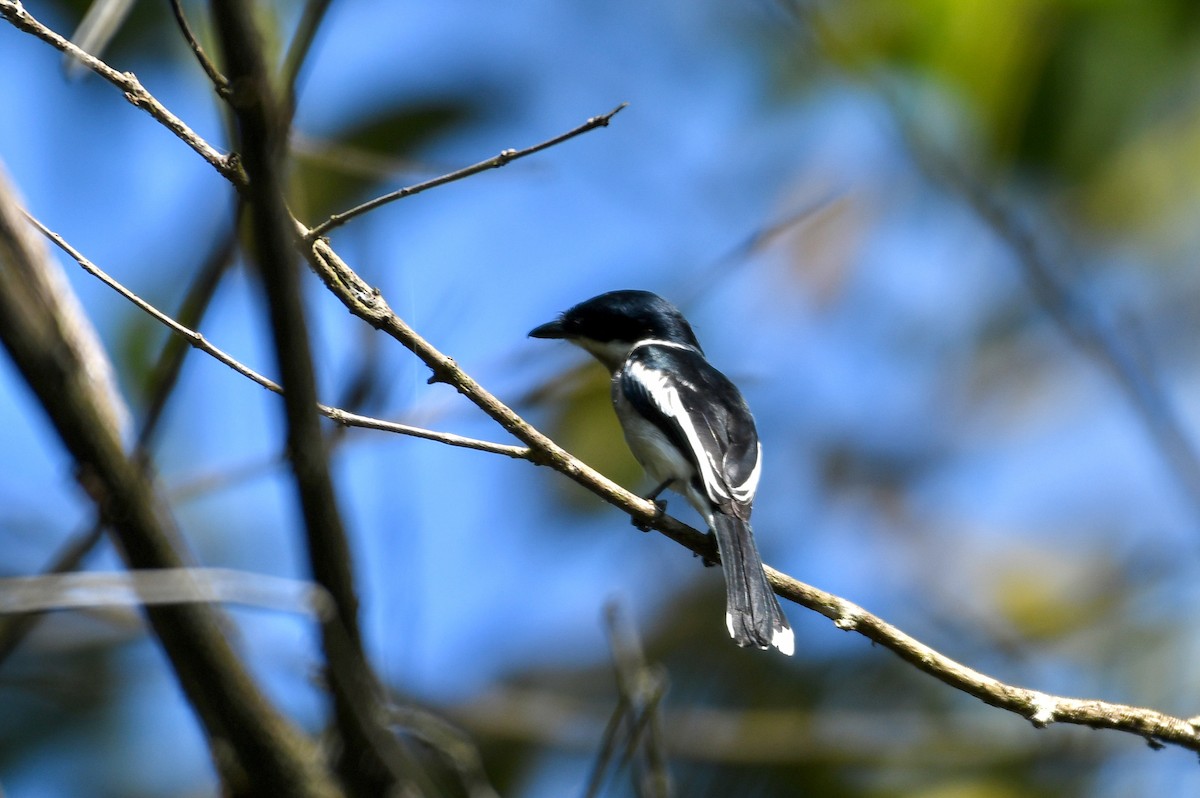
[{"x1": 711, "y1": 514, "x2": 794, "y2": 656}]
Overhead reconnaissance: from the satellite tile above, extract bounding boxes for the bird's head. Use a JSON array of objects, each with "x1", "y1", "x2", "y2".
[{"x1": 529, "y1": 290, "x2": 702, "y2": 370}]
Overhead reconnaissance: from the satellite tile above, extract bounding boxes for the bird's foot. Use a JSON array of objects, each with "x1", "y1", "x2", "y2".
[
  {"x1": 633, "y1": 497, "x2": 668, "y2": 532},
  {"x1": 693, "y1": 531, "x2": 718, "y2": 567}
]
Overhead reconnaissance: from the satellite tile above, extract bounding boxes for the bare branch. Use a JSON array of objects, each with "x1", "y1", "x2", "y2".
[
  {"x1": 388, "y1": 707, "x2": 502, "y2": 798},
  {"x1": 323, "y1": 406, "x2": 529, "y2": 458},
  {"x1": 210, "y1": 0, "x2": 366, "y2": 643},
  {"x1": 303, "y1": 103, "x2": 628, "y2": 240},
  {"x1": 764, "y1": 567, "x2": 1200, "y2": 750},
  {"x1": 593, "y1": 603, "x2": 672, "y2": 798},
  {"x1": 26, "y1": 210, "x2": 528, "y2": 459},
  {"x1": 300, "y1": 235, "x2": 1200, "y2": 755},
  {"x1": 0, "y1": 208, "x2": 239, "y2": 670},
  {"x1": 584, "y1": 695, "x2": 630, "y2": 798},
  {"x1": 134, "y1": 207, "x2": 241, "y2": 454},
  {"x1": 209, "y1": 2, "x2": 426, "y2": 793},
  {"x1": 0, "y1": 0, "x2": 241, "y2": 183},
  {"x1": 0, "y1": 521, "x2": 105, "y2": 666},
  {"x1": 7, "y1": 0, "x2": 1196, "y2": 759},
  {"x1": 0, "y1": 175, "x2": 129, "y2": 443},
  {"x1": 0, "y1": 156, "x2": 341, "y2": 798}
]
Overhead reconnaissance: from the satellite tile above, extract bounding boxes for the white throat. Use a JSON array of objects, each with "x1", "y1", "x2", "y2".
[{"x1": 576, "y1": 337, "x2": 697, "y2": 371}]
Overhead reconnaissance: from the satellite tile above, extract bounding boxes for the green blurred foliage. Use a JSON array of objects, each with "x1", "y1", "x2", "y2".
[
  {"x1": 987, "y1": 549, "x2": 1126, "y2": 642},
  {"x1": 289, "y1": 99, "x2": 482, "y2": 223},
  {"x1": 8, "y1": 0, "x2": 1200, "y2": 796},
  {"x1": 519, "y1": 3, "x2": 1200, "y2": 795},
  {"x1": 115, "y1": 308, "x2": 165, "y2": 405},
  {"x1": 813, "y1": 0, "x2": 1200, "y2": 241},
  {"x1": 525, "y1": 362, "x2": 648, "y2": 512}
]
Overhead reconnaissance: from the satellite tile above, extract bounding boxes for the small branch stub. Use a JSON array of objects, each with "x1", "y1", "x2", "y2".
[{"x1": 1028, "y1": 692, "x2": 1058, "y2": 728}]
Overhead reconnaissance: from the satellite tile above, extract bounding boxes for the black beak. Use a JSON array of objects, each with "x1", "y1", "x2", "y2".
[{"x1": 528, "y1": 319, "x2": 568, "y2": 339}]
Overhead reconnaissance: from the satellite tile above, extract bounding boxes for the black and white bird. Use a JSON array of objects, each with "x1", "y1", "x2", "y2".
[{"x1": 530, "y1": 290, "x2": 793, "y2": 655}]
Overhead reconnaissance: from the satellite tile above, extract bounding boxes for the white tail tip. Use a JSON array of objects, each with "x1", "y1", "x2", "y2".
[{"x1": 773, "y1": 625, "x2": 795, "y2": 656}]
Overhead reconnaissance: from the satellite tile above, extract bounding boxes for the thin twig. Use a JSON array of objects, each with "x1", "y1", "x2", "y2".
[
  {"x1": 323, "y1": 406, "x2": 528, "y2": 458},
  {"x1": 7, "y1": 4, "x2": 1199, "y2": 758},
  {"x1": 136, "y1": 205, "x2": 241, "y2": 455},
  {"x1": 304, "y1": 103, "x2": 628, "y2": 240},
  {"x1": 0, "y1": 207, "x2": 241, "y2": 668},
  {"x1": 389, "y1": 707, "x2": 502, "y2": 798},
  {"x1": 583, "y1": 696, "x2": 630, "y2": 798},
  {"x1": 622, "y1": 677, "x2": 669, "y2": 797},
  {"x1": 24, "y1": 210, "x2": 528, "y2": 460},
  {"x1": 168, "y1": 0, "x2": 230, "y2": 97}
]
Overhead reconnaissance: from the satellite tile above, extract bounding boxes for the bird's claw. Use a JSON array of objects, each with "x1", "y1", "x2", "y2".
[
  {"x1": 633, "y1": 498, "x2": 668, "y2": 532},
  {"x1": 692, "y1": 532, "x2": 718, "y2": 566}
]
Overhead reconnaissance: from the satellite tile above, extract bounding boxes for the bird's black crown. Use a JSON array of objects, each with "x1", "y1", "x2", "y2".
[{"x1": 529, "y1": 290, "x2": 702, "y2": 350}]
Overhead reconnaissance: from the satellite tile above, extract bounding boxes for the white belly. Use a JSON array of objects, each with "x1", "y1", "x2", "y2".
[{"x1": 613, "y1": 381, "x2": 703, "y2": 510}]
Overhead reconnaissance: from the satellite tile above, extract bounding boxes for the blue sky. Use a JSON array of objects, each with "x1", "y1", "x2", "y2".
[{"x1": 4, "y1": 1, "x2": 1200, "y2": 795}]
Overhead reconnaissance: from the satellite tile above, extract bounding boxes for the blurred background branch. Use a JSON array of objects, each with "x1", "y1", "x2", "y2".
[
  {"x1": 903, "y1": 127, "x2": 1200, "y2": 526},
  {"x1": 10, "y1": 0, "x2": 1200, "y2": 763},
  {"x1": 167, "y1": 0, "x2": 229, "y2": 97},
  {"x1": 6, "y1": 1, "x2": 1200, "y2": 795},
  {"x1": 583, "y1": 603, "x2": 672, "y2": 798},
  {"x1": 0, "y1": 159, "x2": 340, "y2": 796},
  {"x1": 209, "y1": 1, "x2": 414, "y2": 793}
]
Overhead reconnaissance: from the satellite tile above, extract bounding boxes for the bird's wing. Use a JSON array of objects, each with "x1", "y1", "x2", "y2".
[{"x1": 620, "y1": 345, "x2": 761, "y2": 516}]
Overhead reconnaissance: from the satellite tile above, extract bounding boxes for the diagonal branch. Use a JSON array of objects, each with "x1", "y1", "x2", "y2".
[
  {"x1": 0, "y1": 159, "x2": 341, "y2": 797},
  {"x1": 303, "y1": 102, "x2": 628, "y2": 240},
  {"x1": 948, "y1": 161, "x2": 1200, "y2": 520},
  {"x1": 0, "y1": 520, "x2": 105, "y2": 668},
  {"x1": 209, "y1": 2, "x2": 432, "y2": 794},
  {"x1": 26, "y1": 210, "x2": 527, "y2": 459},
  {"x1": 0, "y1": 1, "x2": 241, "y2": 183},
  {"x1": 600, "y1": 603, "x2": 672, "y2": 798},
  {"x1": 6, "y1": 0, "x2": 1198, "y2": 759},
  {"x1": 134, "y1": 206, "x2": 242, "y2": 454},
  {"x1": 300, "y1": 236, "x2": 1200, "y2": 755},
  {"x1": 0, "y1": 206, "x2": 238, "y2": 674}
]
